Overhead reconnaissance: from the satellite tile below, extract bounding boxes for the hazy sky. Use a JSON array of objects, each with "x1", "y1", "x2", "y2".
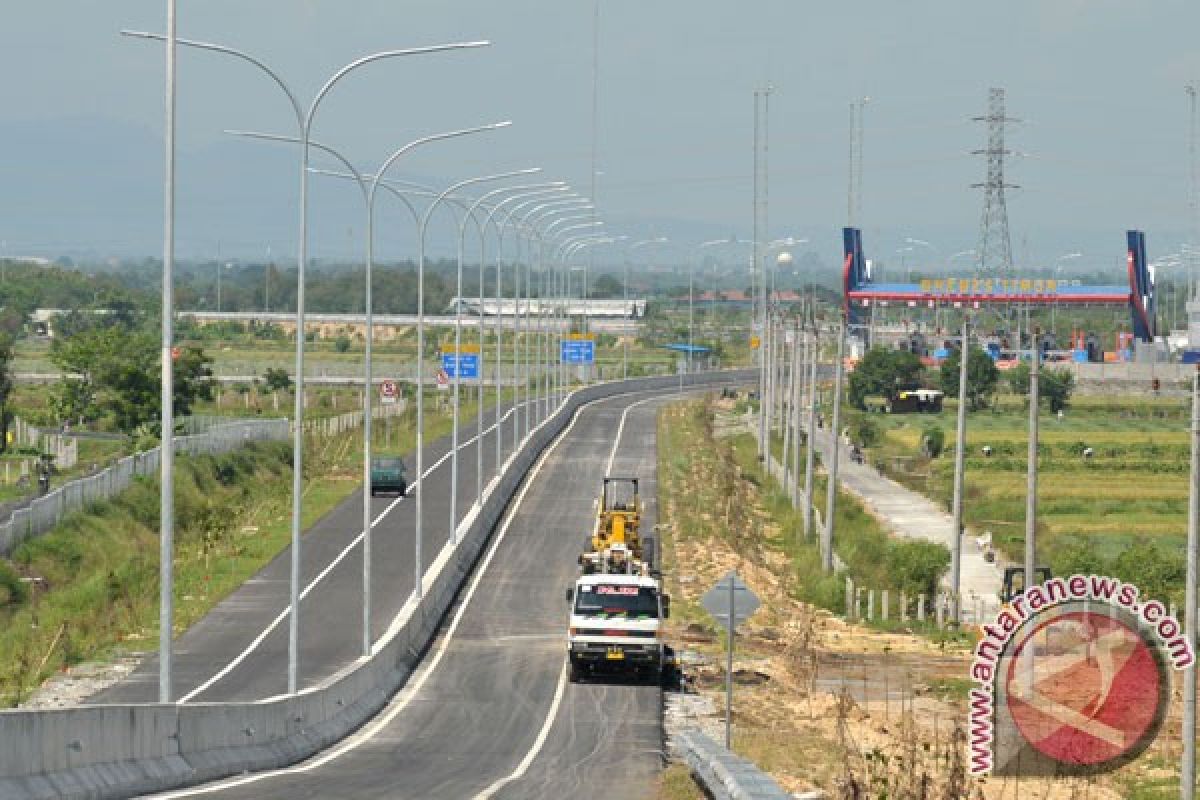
[{"x1": 1, "y1": 1, "x2": 1198, "y2": 274}]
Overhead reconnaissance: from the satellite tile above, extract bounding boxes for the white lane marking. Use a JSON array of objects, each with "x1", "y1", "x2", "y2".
[
  {"x1": 471, "y1": 394, "x2": 663, "y2": 800},
  {"x1": 178, "y1": 401, "x2": 532, "y2": 704},
  {"x1": 145, "y1": 394, "x2": 597, "y2": 797},
  {"x1": 473, "y1": 661, "x2": 569, "y2": 800}
]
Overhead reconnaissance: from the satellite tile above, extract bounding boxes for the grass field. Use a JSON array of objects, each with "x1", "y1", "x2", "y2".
[{"x1": 855, "y1": 391, "x2": 1190, "y2": 606}]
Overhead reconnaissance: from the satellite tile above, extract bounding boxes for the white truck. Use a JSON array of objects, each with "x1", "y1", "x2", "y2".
[{"x1": 566, "y1": 572, "x2": 671, "y2": 682}]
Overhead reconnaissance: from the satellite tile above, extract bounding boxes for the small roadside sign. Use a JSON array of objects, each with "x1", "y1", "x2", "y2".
[
  {"x1": 441, "y1": 346, "x2": 481, "y2": 380},
  {"x1": 435, "y1": 368, "x2": 450, "y2": 391},
  {"x1": 380, "y1": 379, "x2": 398, "y2": 405},
  {"x1": 701, "y1": 570, "x2": 761, "y2": 632},
  {"x1": 560, "y1": 335, "x2": 595, "y2": 365},
  {"x1": 750, "y1": 335, "x2": 761, "y2": 350},
  {"x1": 701, "y1": 569, "x2": 761, "y2": 750}
]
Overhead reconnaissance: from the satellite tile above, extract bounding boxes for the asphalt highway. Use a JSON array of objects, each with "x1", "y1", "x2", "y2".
[
  {"x1": 140, "y1": 388, "x2": 684, "y2": 799},
  {"x1": 96, "y1": 396, "x2": 538, "y2": 704}
]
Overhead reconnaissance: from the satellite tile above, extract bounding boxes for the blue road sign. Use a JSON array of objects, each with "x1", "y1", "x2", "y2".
[
  {"x1": 441, "y1": 352, "x2": 480, "y2": 379},
  {"x1": 560, "y1": 338, "x2": 595, "y2": 365}
]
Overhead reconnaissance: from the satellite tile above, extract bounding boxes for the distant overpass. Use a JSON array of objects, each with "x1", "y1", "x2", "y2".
[{"x1": 175, "y1": 310, "x2": 639, "y2": 334}]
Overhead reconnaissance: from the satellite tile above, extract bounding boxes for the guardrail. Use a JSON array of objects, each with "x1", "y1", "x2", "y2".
[
  {"x1": 674, "y1": 729, "x2": 792, "y2": 800},
  {"x1": 0, "y1": 419, "x2": 289, "y2": 558},
  {"x1": 0, "y1": 370, "x2": 753, "y2": 800}
]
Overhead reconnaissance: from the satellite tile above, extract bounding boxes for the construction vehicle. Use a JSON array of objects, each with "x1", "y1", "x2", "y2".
[
  {"x1": 1000, "y1": 565, "x2": 1053, "y2": 603},
  {"x1": 568, "y1": 475, "x2": 675, "y2": 682},
  {"x1": 584, "y1": 477, "x2": 645, "y2": 568},
  {"x1": 566, "y1": 572, "x2": 671, "y2": 682}
]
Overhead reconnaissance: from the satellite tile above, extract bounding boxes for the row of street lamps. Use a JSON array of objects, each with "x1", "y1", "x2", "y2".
[
  {"x1": 139, "y1": 16, "x2": 646, "y2": 701},
  {"x1": 144, "y1": 7, "x2": 799, "y2": 700}
]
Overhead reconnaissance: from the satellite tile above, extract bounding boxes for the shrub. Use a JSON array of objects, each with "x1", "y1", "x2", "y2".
[
  {"x1": 1112, "y1": 539, "x2": 1184, "y2": 608},
  {"x1": 0, "y1": 562, "x2": 27, "y2": 609},
  {"x1": 846, "y1": 412, "x2": 879, "y2": 448},
  {"x1": 886, "y1": 539, "x2": 950, "y2": 596},
  {"x1": 921, "y1": 425, "x2": 945, "y2": 458}
]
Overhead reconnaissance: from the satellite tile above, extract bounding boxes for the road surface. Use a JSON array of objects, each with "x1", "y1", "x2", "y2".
[{"x1": 139, "y1": 388, "x2": 682, "y2": 799}]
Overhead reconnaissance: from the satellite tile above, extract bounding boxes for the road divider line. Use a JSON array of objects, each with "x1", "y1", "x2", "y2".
[
  {"x1": 476, "y1": 393, "x2": 665, "y2": 799},
  {"x1": 473, "y1": 661, "x2": 569, "y2": 800}
]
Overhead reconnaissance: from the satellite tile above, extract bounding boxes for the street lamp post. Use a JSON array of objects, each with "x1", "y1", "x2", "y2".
[
  {"x1": 226, "y1": 126, "x2": 511, "y2": 657},
  {"x1": 509, "y1": 197, "x2": 592, "y2": 415},
  {"x1": 414, "y1": 169, "x2": 535, "y2": 602},
  {"x1": 520, "y1": 207, "x2": 600, "y2": 428},
  {"x1": 558, "y1": 235, "x2": 614, "y2": 385},
  {"x1": 458, "y1": 182, "x2": 566, "y2": 511},
  {"x1": 123, "y1": 27, "x2": 490, "y2": 697},
  {"x1": 481, "y1": 189, "x2": 576, "y2": 471},
  {"x1": 628, "y1": 237, "x2": 668, "y2": 379},
  {"x1": 502, "y1": 212, "x2": 598, "y2": 447},
  {"x1": 156, "y1": 0, "x2": 177, "y2": 705}
]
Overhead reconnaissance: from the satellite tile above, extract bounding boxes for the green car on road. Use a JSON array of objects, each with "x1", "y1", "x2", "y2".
[{"x1": 370, "y1": 456, "x2": 408, "y2": 497}]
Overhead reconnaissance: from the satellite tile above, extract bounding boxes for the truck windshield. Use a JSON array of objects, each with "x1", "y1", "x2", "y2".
[{"x1": 574, "y1": 584, "x2": 659, "y2": 618}]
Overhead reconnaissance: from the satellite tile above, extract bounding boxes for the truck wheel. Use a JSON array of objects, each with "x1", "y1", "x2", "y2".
[{"x1": 568, "y1": 661, "x2": 582, "y2": 684}]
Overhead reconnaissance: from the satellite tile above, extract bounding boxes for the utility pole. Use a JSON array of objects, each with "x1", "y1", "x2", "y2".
[
  {"x1": 753, "y1": 89, "x2": 763, "y2": 457},
  {"x1": 1184, "y1": 364, "x2": 1199, "y2": 800},
  {"x1": 1023, "y1": 326, "x2": 1040, "y2": 693},
  {"x1": 803, "y1": 326, "x2": 819, "y2": 539},
  {"x1": 754, "y1": 87, "x2": 773, "y2": 458},
  {"x1": 158, "y1": 0, "x2": 177, "y2": 705},
  {"x1": 1188, "y1": 83, "x2": 1199, "y2": 303},
  {"x1": 584, "y1": 0, "x2": 600, "y2": 356},
  {"x1": 781, "y1": 321, "x2": 794, "y2": 493},
  {"x1": 822, "y1": 314, "x2": 846, "y2": 572},
  {"x1": 950, "y1": 314, "x2": 970, "y2": 622},
  {"x1": 790, "y1": 320, "x2": 802, "y2": 506},
  {"x1": 847, "y1": 102, "x2": 856, "y2": 226}
]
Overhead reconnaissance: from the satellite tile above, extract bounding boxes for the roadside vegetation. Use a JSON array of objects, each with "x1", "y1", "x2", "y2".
[{"x1": 657, "y1": 391, "x2": 1179, "y2": 799}]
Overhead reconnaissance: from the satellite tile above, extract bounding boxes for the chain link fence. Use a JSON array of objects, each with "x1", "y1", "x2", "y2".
[{"x1": 0, "y1": 418, "x2": 289, "y2": 557}]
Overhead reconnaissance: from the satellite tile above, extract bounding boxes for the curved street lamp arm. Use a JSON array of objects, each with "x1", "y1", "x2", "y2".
[
  {"x1": 122, "y1": 31, "x2": 306, "y2": 124},
  {"x1": 307, "y1": 42, "x2": 490, "y2": 130},
  {"x1": 524, "y1": 200, "x2": 592, "y2": 229},
  {"x1": 548, "y1": 221, "x2": 604, "y2": 247},
  {"x1": 368, "y1": 122, "x2": 514, "y2": 208},
  {"x1": 226, "y1": 130, "x2": 369, "y2": 202},
  {"x1": 540, "y1": 213, "x2": 597, "y2": 237}
]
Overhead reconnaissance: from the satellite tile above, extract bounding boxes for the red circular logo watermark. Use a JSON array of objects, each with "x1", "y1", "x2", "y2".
[{"x1": 1003, "y1": 607, "x2": 1169, "y2": 772}]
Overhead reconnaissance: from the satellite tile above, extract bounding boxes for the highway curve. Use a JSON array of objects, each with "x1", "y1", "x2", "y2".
[
  {"x1": 96, "y1": 397, "x2": 533, "y2": 704},
  {"x1": 141, "y1": 388, "x2": 686, "y2": 800}
]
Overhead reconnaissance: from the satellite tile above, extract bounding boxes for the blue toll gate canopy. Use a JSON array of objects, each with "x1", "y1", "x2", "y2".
[{"x1": 663, "y1": 344, "x2": 711, "y2": 354}]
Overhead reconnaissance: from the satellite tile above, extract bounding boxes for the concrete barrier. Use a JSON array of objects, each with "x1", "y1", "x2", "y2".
[
  {"x1": 0, "y1": 370, "x2": 754, "y2": 800},
  {"x1": 675, "y1": 729, "x2": 792, "y2": 800}
]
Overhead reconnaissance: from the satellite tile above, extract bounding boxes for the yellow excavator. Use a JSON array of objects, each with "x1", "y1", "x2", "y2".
[{"x1": 580, "y1": 477, "x2": 646, "y2": 574}]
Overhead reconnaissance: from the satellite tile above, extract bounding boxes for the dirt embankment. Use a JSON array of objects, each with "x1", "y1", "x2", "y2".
[{"x1": 659, "y1": 395, "x2": 1135, "y2": 800}]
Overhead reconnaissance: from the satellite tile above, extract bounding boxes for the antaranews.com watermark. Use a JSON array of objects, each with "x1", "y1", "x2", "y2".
[{"x1": 968, "y1": 574, "x2": 1194, "y2": 777}]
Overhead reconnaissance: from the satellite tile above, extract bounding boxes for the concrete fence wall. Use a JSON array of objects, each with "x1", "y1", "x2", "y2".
[
  {"x1": 0, "y1": 370, "x2": 754, "y2": 800},
  {"x1": 0, "y1": 419, "x2": 289, "y2": 558}
]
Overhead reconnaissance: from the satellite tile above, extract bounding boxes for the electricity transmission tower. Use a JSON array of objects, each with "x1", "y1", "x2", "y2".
[
  {"x1": 1187, "y1": 82, "x2": 1198, "y2": 301},
  {"x1": 972, "y1": 88, "x2": 1019, "y2": 280}
]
